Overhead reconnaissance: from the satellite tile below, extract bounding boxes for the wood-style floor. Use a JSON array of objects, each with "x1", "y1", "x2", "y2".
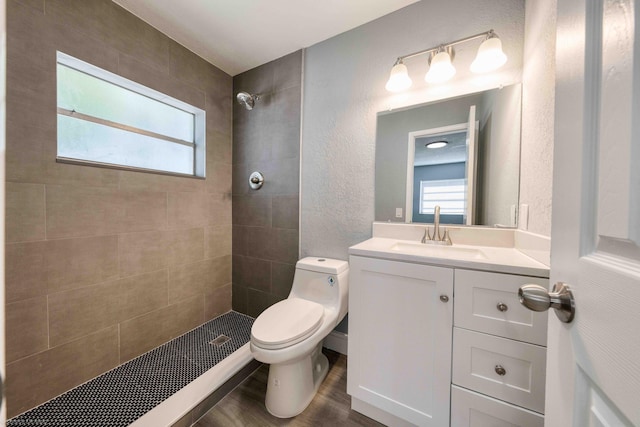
[{"x1": 194, "y1": 350, "x2": 385, "y2": 426}]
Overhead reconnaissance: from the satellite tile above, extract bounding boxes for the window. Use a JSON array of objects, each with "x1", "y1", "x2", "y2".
[
  {"x1": 56, "y1": 52, "x2": 206, "y2": 177},
  {"x1": 419, "y1": 178, "x2": 466, "y2": 215}
]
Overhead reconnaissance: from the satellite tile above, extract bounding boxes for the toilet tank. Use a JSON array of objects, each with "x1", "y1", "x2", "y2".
[{"x1": 290, "y1": 257, "x2": 349, "y2": 324}]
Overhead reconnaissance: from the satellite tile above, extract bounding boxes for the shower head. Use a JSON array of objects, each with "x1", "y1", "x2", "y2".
[{"x1": 236, "y1": 92, "x2": 260, "y2": 110}]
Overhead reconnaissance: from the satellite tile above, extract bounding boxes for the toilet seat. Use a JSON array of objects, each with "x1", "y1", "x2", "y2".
[{"x1": 251, "y1": 298, "x2": 324, "y2": 350}]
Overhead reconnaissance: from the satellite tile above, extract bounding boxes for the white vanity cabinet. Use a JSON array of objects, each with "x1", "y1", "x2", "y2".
[
  {"x1": 347, "y1": 254, "x2": 549, "y2": 427},
  {"x1": 347, "y1": 255, "x2": 454, "y2": 427}
]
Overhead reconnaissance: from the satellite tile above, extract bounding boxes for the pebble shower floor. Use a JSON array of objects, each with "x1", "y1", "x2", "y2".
[{"x1": 8, "y1": 311, "x2": 254, "y2": 427}]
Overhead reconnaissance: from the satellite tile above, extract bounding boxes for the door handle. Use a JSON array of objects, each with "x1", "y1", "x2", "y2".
[{"x1": 518, "y1": 282, "x2": 575, "y2": 323}]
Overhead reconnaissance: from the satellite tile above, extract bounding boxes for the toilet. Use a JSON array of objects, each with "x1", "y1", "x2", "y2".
[{"x1": 249, "y1": 257, "x2": 349, "y2": 418}]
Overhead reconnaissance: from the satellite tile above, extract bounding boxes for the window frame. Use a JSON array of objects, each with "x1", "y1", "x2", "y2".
[
  {"x1": 56, "y1": 51, "x2": 206, "y2": 178},
  {"x1": 419, "y1": 178, "x2": 466, "y2": 215}
]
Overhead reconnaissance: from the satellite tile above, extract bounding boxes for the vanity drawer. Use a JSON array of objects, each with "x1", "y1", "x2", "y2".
[
  {"x1": 451, "y1": 385, "x2": 544, "y2": 427},
  {"x1": 452, "y1": 328, "x2": 546, "y2": 413},
  {"x1": 454, "y1": 269, "x2": 548, "y2": 345}
]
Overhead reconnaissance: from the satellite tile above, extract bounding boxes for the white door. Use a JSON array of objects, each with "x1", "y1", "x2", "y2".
[
  {"x1": 465, "y1": 105, "x2": 477, "y2": 225},
  {"x1": 546, "y1": 0, "x2": 640, "y2": 425}
]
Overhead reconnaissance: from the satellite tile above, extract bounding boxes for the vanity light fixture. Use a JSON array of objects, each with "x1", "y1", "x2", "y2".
[
  {"x1": 470, "y1": 32, "x2": 508, "y2": 73},
  {"x1": 425, "y1": 46, "x2": 456, "y2": 84},
  {"x1": 385, "y1": 59, "x2": 413, "y2": 92},
  {"x1": 425, "y1": 140, "x2": 448, "y2": 149},
  {"x1": 385, "y1": 29, "x2": 507, "y2": 92}
]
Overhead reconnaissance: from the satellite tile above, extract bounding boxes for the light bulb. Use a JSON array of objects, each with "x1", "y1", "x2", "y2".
[
  {"x1": 471, "y1": 36, "x2": 507, "y2": 73},
  {"x1": 425, "y1": 51, "x2": 456, "y2": 84},
  {"x1": 426, "y1": 141, "x2": 448, "y2": 149},
  {"x1": 385, "y1": 61, "x2": 412, "y2": 92}
]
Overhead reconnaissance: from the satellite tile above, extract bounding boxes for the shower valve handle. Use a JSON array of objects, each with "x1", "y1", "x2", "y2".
[{"x1": 249, "y1": 171, "x2": 265, "y2": 190}]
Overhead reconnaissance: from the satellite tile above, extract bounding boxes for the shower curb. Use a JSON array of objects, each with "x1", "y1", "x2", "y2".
[{"x1": 8, "y1": 311, "x2": 255, "y2": 427}]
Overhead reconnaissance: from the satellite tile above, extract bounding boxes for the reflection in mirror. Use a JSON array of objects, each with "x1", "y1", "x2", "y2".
[{"x1": 375, "y1": 84, "x2": 521, "y2": 227}]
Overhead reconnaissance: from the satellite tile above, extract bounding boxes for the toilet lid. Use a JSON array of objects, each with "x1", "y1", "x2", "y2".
[{"x1": 251, "y1": 298, "x2": 324, "y2": 350}]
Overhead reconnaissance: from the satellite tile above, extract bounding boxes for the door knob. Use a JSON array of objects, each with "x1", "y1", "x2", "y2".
[{"x1": 518, "y1": 282, "x2": 575, "y2": 323}]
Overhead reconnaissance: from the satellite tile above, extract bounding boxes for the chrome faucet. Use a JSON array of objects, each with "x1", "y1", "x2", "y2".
[
  {"x1": 434, "y1": 205, "x2": 441, "y2": 241},
  {"x1": 421, "y1": 205, "x2": 452, "y2": 245}
]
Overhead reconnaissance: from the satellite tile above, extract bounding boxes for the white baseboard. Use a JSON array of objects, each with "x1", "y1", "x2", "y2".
[
  {"x1": 352, "y1": 398, "x2": 415, "y2": 427},
  {"x1": 323, "y1": 330, "x2": 348, "y2": 355}
]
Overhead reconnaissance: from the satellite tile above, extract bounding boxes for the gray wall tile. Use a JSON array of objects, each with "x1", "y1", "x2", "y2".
[
  {"x1": 6, "y1": 326, "x2": 119, "y2": 418},
  {"x1": 166, "y1": 227, "x2": 205, "y2": 268},
  {"x1": 232, "y1": 226, "x2": 247, "y2": 256},
  {"x1": 119, "y1": 296, "x2": 203, "y2": 363},
  {"x1": 118, "y1": 170, "x2": 206, "y2": 193},
  {"x1": 5, "y1": 0, "x2": 232, "y2": 413},
  {"x1": 168, "y1": 259, "x2": 214, "y2": 304},
  {"x1": 232, "y1": 195, "x2": 272, "y2": 227},
  {"x1": 272, "y1": 262, "x2": 296, "y2": 298},
  {"x1": 206, "y1": 90, "x2": 232, "y2": 137},
  {"x1": 46, "y1": 235, "x2": 119, "y2": 293},
  {"x1": 231, "y1": 285, "x2": 248, "y2": 315},
  {"x1": 5, "y1": 242, "x2": 47, "y2": 303},
  {"x1": 208, "y1": 192, "x2": 232, "y2": 225},
  {"x1": 6, "y1": 297, "x2": 48, "y2": 363},
  {"x1": 168, "y1": 191, "x2": 207, "y2": 229},
  {"x1": 264, "y1": 87, "x2": 301, "y2": 160},
  {"x1": 5, "y1": 124, "x2": 48, "y2": 184},
  {"x1": 118, "y1": 53, "x2": 206, "y2": 109},
  {"x1": 6, "y1": 183, "x2": 45, "y2": 243},
  {"x1": 246, "y1": 289, "x2": 283, "y2": 319},
  {"x1": 205, "y1": 225, "x2": 232, "y2": 259},
  {"x1": 118, "y1": 270, "x2": 169, "y2": 321},
  {"x1": 233, "y1": 255, "x2": 271, "y2": 292},
  {"x1": 204, "y1": 284, "x2": 232, "y2": 320},
  {"x1": 48, "y1": 280, "x2": 121, "y2": 347},
  {"x1": 206, "y1": 161, "x2": 232, "y2": 194},
  {"x1": 45, "y1": 185, "x2": 122, "y2": 238},
  {"x1": 272, "y1": 195, "x2": 299, "y2": 230},
  {"x1": 118, "y1": 230, "x2": 167, "y2": 278},
  {"x1": 273, "y1": 50, "x2": 303, "y2": 92},
  {"x1": 232, "y1": 51, "x2": 302, "y2": 316},
  {"x1": 206, "y1": 130, "x2": 232, "y2": 170}
]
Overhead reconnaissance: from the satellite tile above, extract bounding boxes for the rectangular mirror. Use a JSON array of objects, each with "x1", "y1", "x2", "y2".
[{"x1": 375, "y1": 83, "x2": 522, "y2": 227}]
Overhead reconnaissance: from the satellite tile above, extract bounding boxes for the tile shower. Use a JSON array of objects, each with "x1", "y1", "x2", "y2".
[
  {"x1": 231, "y1": 51, "x2": 302, "y2": 317},
  {"x1": 5, "y1": 0, "x2": 233, "y2": 418}
]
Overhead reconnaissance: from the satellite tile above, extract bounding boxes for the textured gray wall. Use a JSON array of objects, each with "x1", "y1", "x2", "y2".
[
  {"x1": 301, "y1": 0, "x2": 526, "y2": 260},
  {"x1": 520, "y1": 0, "x2": 556, "y2": 236},
  {"x1": 232, "y1": 51, "x2": 302, "y2": 318}
]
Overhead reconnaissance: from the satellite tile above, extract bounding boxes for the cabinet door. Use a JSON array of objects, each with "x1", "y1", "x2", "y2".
[
  {"x1": 347, "y1": 256, "x2": 453, "y2": 427},
  {"x1": 451, "y1": 385, "x2": 544, "y2": 427}
]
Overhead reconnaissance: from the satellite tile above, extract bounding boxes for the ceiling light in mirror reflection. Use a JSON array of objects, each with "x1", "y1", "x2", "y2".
[{"x1": 425, "y1": 141, "x2": 448, "y2": 149}]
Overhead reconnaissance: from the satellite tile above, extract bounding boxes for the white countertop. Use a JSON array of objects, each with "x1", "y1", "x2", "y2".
[{"x1": 349, "y1": 237, "x2": 550, "y2": 278}]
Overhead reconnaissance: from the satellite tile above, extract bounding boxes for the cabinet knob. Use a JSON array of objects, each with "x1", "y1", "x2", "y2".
[
  {"x1": 439, "y1": 295, "x2": 449, "y2": 303},
  {"x1": 496, "y1": 302, "x2": 508, "y2": 312},
  {"x1": 495, "y1": 365, "x2": 506, "y2": 376}
]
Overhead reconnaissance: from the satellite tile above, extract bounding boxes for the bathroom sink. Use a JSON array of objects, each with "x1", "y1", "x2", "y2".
[{"x1": 390, "y1": 241, "x2": 487, "y2": 260}]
